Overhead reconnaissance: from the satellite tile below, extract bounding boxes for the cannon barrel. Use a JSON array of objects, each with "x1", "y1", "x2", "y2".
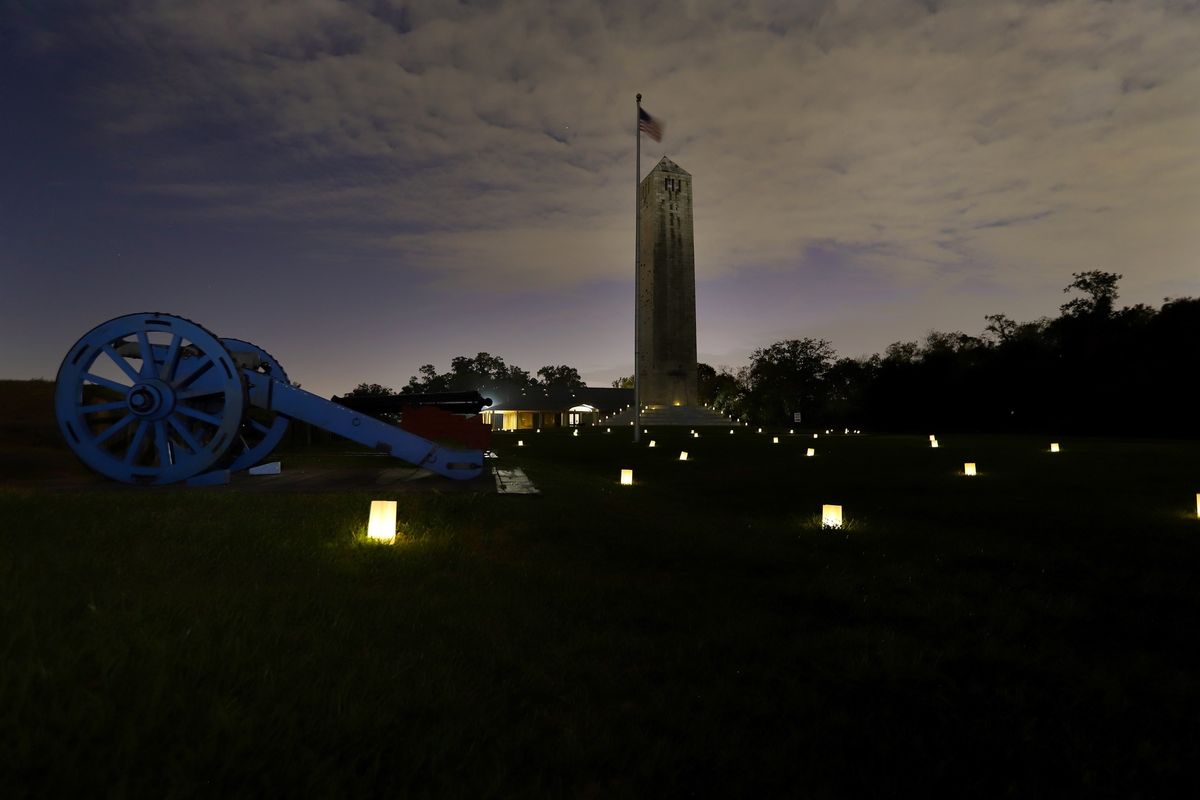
[{"x1": 331, "y1": 390, "x2": 493, "y2": 417}]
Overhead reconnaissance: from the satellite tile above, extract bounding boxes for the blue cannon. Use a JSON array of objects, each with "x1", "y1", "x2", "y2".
[{"x1": 54, "y1": 313, "x2": 487, "y2": 485}]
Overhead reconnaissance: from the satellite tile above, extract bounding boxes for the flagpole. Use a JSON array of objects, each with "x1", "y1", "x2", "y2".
[{"x1": 633, "y1": 93, "x2": 642, "y2": 444}]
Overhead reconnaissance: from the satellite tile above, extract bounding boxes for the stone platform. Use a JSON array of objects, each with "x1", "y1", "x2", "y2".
[{"x1": 599, "y1": 404, "x2": 733, "y2": 428}]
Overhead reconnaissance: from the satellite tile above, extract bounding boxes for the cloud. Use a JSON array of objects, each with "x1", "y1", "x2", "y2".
[{"x1": 16, "y1": 0, "x2": 1200, "y2": 297}]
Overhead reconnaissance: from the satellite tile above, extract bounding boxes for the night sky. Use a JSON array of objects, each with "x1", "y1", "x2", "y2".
[{"x1": 3, "y1": 0, "x2": 1198, "y2": 398}]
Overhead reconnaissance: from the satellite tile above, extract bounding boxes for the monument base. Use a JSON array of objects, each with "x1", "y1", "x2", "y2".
[{"x1": 602, "y1": 404, "x2": 733, "y2": 428}]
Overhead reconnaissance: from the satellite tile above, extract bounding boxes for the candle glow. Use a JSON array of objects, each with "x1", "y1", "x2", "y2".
[
  {"x1": 822, "y1": 504, "x2": 843, "y2": 528},
  {"x1": 367, "y1": 500, "x2": 397, "y2": 543}
]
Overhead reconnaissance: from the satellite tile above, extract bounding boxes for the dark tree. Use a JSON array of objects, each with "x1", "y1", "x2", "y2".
[
  {"x1": 537, "y1": 365, "x2": 585, "y2": 391},
  {"x1": 1060, "y1": 270, "x2": 1123, "y2": 318},
  {"x1": 405, "y1": 353, "x2": 536, "y2": 396},
  {"x1": 403, "y1": 365, "x2": 448, "y2": 394},
  {"x1": 696, "y1": 363, "x2": 718, "y2": 404},
  {"x1": 983, "y1": 313, "x2": 1018, "y2": 344},
  {"x1": 706, "y1": 366, "x2": 746, "y2": 419},
  {"x1": 347, "y1": 382, "x2": 395, "y2": 397},
  {"x1": 822, "y1": 355, "x2": 877, "y2": 426},
  {"x1": 744, "y1": 338, "x2": 835, "y2": 425}
]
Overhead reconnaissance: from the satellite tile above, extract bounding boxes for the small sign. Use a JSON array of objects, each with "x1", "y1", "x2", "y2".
[
  {"x1": 792, "y1": 412, "x2": 802, "y2": 423},
  {"x1": 494, "y1": 467, "x2": 540, "y2": 495}
]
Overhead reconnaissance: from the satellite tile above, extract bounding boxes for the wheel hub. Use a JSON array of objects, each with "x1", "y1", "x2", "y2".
[{"x1": 126, "y1": 379, "x2": 175, "y2": 420}]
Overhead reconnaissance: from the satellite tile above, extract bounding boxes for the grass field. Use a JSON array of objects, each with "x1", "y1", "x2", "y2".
[{"x1": 3, "y1": 380, "x2": 1200, "y2": 796}]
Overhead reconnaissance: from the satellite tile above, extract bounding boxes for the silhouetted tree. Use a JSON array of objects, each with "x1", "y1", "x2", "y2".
[
  {"x1": 983, "y1": 313, "x2": 1018, "y2": 344},
  {"x1": 1060, "y1": 270, "x2": 1123, "y2": 318},
  {"x1": 744, "y1": 338, "x2": 835, "y2": 425},
  {"x1": 884, "y1": 340, "x2": 921, "y2": 364},
  {"x1": 1046, "y1": 272, "x2": 1127, "y2": 431},
  {"x1": 347, "y1": 382, "x2": 395, "y2": 397},
  {"x1": 405, "y1": 365, "x2": 448, "y2": 393},
  {"x1": 404, "y1": 353, "x2": 537, "y2": 400},
  {"x1": 1141, "y1": 297, "x2": 1200, "y2": 434},
  {"x1": 537, "y1": 364, "x2": 585, "y2": 391},
  {"x1": 822, "y1": 356, "x2": 877, "y2": 427},
  {"x1": 707, "y1": 366, "x2": 746, "y2": 420},
  {"x1": 982, "y1": 317, "x2": 1055, "y2": 432},
  {"x1": 696, "y1": 363, "x2": 717, "y2": 403}
]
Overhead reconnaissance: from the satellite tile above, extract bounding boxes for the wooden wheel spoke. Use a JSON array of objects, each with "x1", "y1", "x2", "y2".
[
  {"x1": 137, "y1": 331, "x2": 155, "y2": 377},
  {"x1": 152, "y1": 421, "x2": 171, "y2": 467},
  {"x1": 101, "y1": 345, "x2": 140, "y2": 383},
  {"x1": 84, "y1": 373, "x2": 131, "y2": 396},
  {"x1": 93, "y1": 413, "x2": 135, "y2": 446},
  {"x1": 168, "y1": 415, "x2": 204, "y2": 454},
  {"x1": 124, "y1": 421, "x2": 149, "y2": 464},
  {"x1": 177, "y1": 386, "x2": 224, "y2": 401},
  {"x1": 160, "y1": 334, "x2": 183, "y2": 381},
  {"x1": 81, "y1": 400, "x2": 126, "y2": 415},
  {"x1": 174, "y1": 357, "x2": 213, "y2": 390},
  {"x1": 176, "y1": 404, "x2": 222, "y2": 426}
]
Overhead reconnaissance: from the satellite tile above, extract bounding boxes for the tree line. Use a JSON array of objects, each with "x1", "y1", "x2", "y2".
[
  {"x1": 347, "y1": 355, "x2": 586, "y2": 398},
  {"x1": 349, "y1": 272, "x2": 1197, "y2": 435},
  {"x1": 700, "y1": 272, "x2": 1199, "y2": 435}
]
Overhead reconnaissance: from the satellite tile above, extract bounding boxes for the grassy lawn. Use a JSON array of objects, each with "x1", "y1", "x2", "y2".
[{"x1": 3, "y1": 397, "x2": 1199, "y2": 795}]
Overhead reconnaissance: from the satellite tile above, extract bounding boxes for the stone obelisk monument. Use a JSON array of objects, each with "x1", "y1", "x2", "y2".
[{"x1": 637, "y1": 156, "x2": 698, "y2": 408}]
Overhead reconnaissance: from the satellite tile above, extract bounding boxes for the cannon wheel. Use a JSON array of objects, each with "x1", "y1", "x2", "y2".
[
  {"x1": 54, "y1": 313, "x2": 245, "y2": 485},
  {"x1": 219, "y1": 337, "x2": 290, "y2": 473}
]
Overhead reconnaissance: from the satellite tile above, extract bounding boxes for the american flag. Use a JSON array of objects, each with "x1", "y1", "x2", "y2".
[{"x1": 638, "y1": 107, "x2": 663, "y2": 142}]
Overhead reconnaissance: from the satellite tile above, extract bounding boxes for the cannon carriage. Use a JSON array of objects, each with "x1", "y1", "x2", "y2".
[{"x1": 55, "y1": 313, "x2": 490, "y2": 485}]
